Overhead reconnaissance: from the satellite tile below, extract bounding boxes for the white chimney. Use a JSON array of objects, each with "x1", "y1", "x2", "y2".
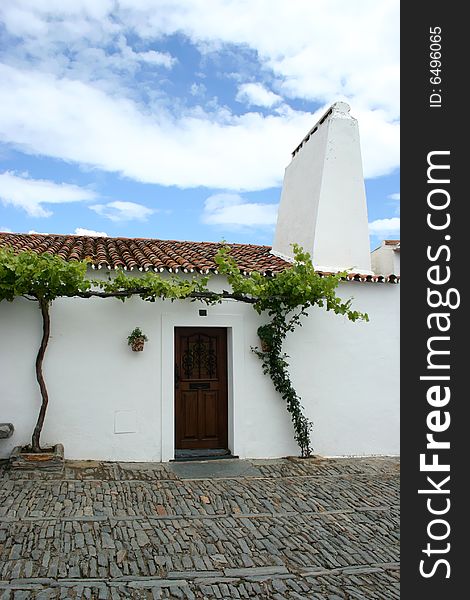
[{"x1": 272, "y1": 102, "x2": 372, "y2": 274}]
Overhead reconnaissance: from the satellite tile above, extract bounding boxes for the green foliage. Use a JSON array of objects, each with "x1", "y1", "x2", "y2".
[
  {"x1": 0, "y1": 247, "x2": 90, "y2": 303},
  {"x1": 127, "y1": 327, "x2": 148, "y2": 345},
  {"x1": 215, "y1": 244, "x2": 369, "y2": 457},
  {"x1": 216, "y1": 244, "x2": 368, "y2": 323},
  {"x1": 96, "y1": 269, "x2": 214, "y2": 303}
]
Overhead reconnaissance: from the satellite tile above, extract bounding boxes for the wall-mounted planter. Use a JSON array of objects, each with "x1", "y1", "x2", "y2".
[
  {"x1": 259, "y1": 339, "x2": 271, "y2": 353},
  {"x1": 257, "y1": 324, "x2": 273, "y2": 354},
  {"x1": 130, "y1": 337, "x2": 146, "y2": 352},
  {"x1": 127, "y1": 327, "x2": 148, "y2": 352}
]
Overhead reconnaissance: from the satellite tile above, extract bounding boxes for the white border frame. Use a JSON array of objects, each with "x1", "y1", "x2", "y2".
[{"x1": 161, "y1": 313, "x2": 245, "y2": 462}]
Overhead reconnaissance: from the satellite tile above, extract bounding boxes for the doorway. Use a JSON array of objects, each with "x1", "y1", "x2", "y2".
[{"x1": 174, "y1": 327, "x2": 228, "y2": 454}]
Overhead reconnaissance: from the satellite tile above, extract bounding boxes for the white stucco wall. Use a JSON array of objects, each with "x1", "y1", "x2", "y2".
[
  {"x1": 393, "y1": 251, "x2": 400, "y2": 276},
  {"x1": 371, "y1": 244, "x2": 401, "y2": 276},
  {"x1": 0, "y1": 278, "x2": 399, "y2": 461}
]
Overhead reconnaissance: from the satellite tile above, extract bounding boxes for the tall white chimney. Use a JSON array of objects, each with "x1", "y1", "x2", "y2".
[{"x1": 272, "y1": 102, "x2": 372, "y2": 274}]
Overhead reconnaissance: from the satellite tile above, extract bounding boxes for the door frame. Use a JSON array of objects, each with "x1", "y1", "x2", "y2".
[{"x1": 161, "y1": 312, "x2": 244, "y2": 462}]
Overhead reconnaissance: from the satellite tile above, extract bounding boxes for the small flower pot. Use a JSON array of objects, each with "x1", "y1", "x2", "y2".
[{"x1": 130, "y1": 337, "x2": 146, "y2": 352}]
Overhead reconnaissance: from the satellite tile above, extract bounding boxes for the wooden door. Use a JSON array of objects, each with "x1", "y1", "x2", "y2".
[{"x1": 175, "y1": 327, "x2": 228, "y2": 450}]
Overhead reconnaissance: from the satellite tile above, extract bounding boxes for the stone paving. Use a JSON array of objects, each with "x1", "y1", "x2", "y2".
[{"x1": 0, "y1": 456, "x2": 400, "y2": 599}]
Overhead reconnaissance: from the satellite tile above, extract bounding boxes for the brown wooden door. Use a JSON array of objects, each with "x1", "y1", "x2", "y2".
[{"x1": 175, "y1": 327, "x2": 228, "y2": 450}]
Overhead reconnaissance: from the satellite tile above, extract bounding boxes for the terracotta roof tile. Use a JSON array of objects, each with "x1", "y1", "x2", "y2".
[
  {"x1": 0, "y1": 232, "x2": 400, "y2": 283},
  {"x1": 0, "y1": 232, "x2": 289, "y2": 275}
]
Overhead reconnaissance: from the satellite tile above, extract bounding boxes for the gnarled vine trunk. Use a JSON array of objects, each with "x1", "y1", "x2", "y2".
[{"x1": 31, "y1": 298, "x2": 50, "y2": 452}]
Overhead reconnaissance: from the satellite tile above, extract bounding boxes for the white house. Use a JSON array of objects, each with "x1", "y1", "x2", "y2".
[
  {"x1": 371, "y1": 240, "x2": 400, "y2": 276},
  {"x1": 0, "y1": 103, "x2": 399, "y2": 462}
]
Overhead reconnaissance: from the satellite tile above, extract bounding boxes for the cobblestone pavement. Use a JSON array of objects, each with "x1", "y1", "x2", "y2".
[{"x1": 0, "y1": 457, "x2": 400, "y2": 599}]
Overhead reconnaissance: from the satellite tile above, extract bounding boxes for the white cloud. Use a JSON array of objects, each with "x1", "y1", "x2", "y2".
[
  {"x1": 369, "y1": 217, "x2": 400, "y2": 236},
  {"x1": 110, "y1": 42, "x2": 177, "y2": 74},
  {"x1": 74, "y1": 227, "x2": 108, "y2": 237},
  {"x1": 118, "y1": 0, "x2": 399, "y2": 117},
  {"x1": 236, "y1": 83, "x2": 282, "y2": 108},
  {"x1": 0, "y1": 171, "x2": 97, "y2": 217},
  {"x1": 137, "y1": 50, "x2": 176, "y2": 68},
  {"x1": 387, "y1": 192, "x2": 400, "y2": 215},
  {"x1": 0, "y1": 2, "x2": 399, "y2": 121},
  {"x1": 0, "y1": 66, "x2": 398, "y2": 192},
  {"x1": 0, "y1": 226, "x2": 12, "y2": 232},
  {"x1": 0, "y1": 64, "x2": 315, "y2": 190},
  {"x1": 0, "y1": 1, "x2": 399, "y2": 189},
  {"x1": 202, "y1": 193, "x2": 278, "y2": 227},
  {"x1": 90, "y1": 200, "x2": 154, "y2": 222},
  {"x1": 352, "y1": 107, "x2": 399, "y2": 179},
  {"x1": 190, "y1": 82, "x2": 206, "y2": 97}
]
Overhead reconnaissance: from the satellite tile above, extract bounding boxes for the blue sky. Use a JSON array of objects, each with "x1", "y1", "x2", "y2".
[{"x1": 0, "y1": 0, "x2": 399, "y2": 250}]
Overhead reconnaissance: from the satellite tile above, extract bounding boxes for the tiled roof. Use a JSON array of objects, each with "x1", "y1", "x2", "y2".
[
  {"x1": 0, "y1": 232, "x2": 288, "y2": 276},
  {"x1": 316, "y1": 270, "x2": 399, "y2": 284},
  {"x1": 0, "y1": 232, "x2": 400, "y2": 283}
]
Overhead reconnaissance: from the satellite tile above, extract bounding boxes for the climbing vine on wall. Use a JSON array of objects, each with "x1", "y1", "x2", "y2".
[
  {"x1": 0, "y1": 244, "x2": 367, "y2": 456},
  {"x1": 214, "y1": 245, "x2": 369, "y2": 457}
]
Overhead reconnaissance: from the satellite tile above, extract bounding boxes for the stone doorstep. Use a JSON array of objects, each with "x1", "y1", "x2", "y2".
[{"x1": 9, "y1": 444, "x2": 64, "y2": 472}]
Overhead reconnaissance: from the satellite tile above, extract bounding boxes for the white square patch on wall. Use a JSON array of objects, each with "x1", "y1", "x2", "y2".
[{"x1": 114, "y1": 410, "x2": 137, "y2": 434}]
